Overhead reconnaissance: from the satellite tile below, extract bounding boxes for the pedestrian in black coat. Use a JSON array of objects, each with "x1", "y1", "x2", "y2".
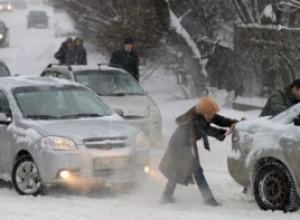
[
  {"x1": 159, "y1": 97, "x2": 239, "y2": 206},
  {"x1": 54, "y1": 37, "x2": 73, "y2": 64},
  {"x1": 65, "y1": 37, "x2": 87, "y2": 65},
  {"x1": 109, "y1": 37, "x2": 139, "y2": 81}
]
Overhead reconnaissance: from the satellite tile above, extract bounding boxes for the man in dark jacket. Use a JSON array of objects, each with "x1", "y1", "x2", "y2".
[
  {"x1": 159, "y1": 97, "x2": 239, "y2": 206},
  {"x1": 109, "y1": 37, "x2": 139, "y2": 81},
  {"x1": 65, "y1": 37, "x2": 87, "y2": 65},
  {"x1": 54, "y1": 37, "x2": 73, "y2": 64},
  {"x1": 260, "y1": 79, "x2": 300, "y2": 117}
]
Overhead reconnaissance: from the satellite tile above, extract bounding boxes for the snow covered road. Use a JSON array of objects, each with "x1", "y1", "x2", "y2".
[{"x1": 0, "y1": 3, "x2": 299, "y2": 220}]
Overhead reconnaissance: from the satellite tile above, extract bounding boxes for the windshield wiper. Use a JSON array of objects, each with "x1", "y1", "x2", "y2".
[
  {"x1": 26, "y1": 115, "x2": 59, "y2": 120},
  {"x1": 60, "y1": 114, "x2": 105, "y2": 119},
  {"x1": 109, "y1": 93, "x2": 127, "y2": 96}
]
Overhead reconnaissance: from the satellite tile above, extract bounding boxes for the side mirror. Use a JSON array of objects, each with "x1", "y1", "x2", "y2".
[
  {"x1": 0, "y1": 113, "x2": 11, "y2": 125},
  {"x1": 113, "y1": 108, "x2": 124, "y2": 117}
]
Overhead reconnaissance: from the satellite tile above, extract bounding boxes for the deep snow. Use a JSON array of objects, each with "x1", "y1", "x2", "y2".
[{"x1": 0, "y1": 3, "x2": 299, "y2": 220}]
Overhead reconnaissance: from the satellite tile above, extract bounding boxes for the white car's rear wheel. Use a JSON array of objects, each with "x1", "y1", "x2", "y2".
[
  {"x1": 254, "y1": 161, "x2": 299, "y2": 212},
  {"x1": 12, "y1": 155, "x2": 44, "y2": 196}
]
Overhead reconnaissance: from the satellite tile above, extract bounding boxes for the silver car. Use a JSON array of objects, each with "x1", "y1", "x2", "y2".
[
  {"x1": 0, "y1": 77, "x2": 150, "y2": 195},
  {"x1": 40, "y1": 64, "x2": 162, "y2": 143},
  {"x1": 227, "y1": 105, "x2": 300, "y2": 212}
]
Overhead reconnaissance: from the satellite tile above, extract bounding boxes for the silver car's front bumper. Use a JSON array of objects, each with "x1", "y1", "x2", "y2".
[{"x1": 36, "y1": 146, "x2": 150, "y2": 185}]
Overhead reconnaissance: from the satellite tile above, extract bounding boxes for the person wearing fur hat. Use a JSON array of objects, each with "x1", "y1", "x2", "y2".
[
  {"x1": 109, "y1": 37, "x2": 139, "y2": 81},
  {"x1": 159, "y1": 97, "x2": 239, "y2": 206},
  {"x1": 65, "y1": 37, "x2": 87, "y2": 65}
]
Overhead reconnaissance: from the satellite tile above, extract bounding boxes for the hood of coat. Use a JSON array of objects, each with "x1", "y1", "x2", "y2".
[{"x1": 175, "y1": 107, "x2": 196, "y2": 126}]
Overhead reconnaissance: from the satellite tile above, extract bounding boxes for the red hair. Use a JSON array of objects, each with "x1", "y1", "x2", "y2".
[{"x1": 195, "y1": 97, "x2": 219, "y2": 116}]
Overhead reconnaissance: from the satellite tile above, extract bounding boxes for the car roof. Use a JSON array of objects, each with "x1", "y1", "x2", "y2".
[
  {"x1": 0, "y1": 76, "x2": 80, "y2": 89},
  {"x1": 46, "y1": 64, "x2": 130, "y2": 74}
]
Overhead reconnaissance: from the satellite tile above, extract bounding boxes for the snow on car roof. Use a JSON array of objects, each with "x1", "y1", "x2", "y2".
[
  {"x1": 50, "y1": 64, "x2": 129, "y2": 73},
  {"x1": 0, "y1": 76, "x2": 80, "y2": 89}
]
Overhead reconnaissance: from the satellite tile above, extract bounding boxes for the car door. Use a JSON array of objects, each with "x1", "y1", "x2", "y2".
[{"x1": 0, "y1": 90, "x2": 13, "y2": 173}]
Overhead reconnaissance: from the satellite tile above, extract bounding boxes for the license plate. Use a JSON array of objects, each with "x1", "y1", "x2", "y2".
[{"x1": 94, "y1": 158, "x2": 131, "y2": 172}]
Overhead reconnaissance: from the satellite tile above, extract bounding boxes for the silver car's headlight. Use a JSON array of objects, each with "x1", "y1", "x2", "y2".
[
  {"x1": 148, "y1": 105, "x2": 160, "y2": 117},
  {"x1": 7, "y1": 5, "x2": 11, "y2": 10},
  {"x1": 0, "y1": 34, "x2": 3, "y2": 39},
  {"x1": 41, "y1": 136, "x2": 77, "y2": 151},
  {"x1": 135, "y1": 132, "x2": 149, "y2": 148}
]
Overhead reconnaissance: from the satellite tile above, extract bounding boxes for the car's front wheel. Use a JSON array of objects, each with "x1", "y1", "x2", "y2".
[
  {"x1": 12, "y1": 155, "x2": 45, "y2": 196},
  {"x1": 253, "y1": 161, "x2": 299, "y2": 212}
]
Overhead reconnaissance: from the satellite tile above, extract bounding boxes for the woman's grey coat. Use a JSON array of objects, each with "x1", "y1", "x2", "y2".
[{"x1": 159, "y1": 107, "x2": 237, "y2": 186}]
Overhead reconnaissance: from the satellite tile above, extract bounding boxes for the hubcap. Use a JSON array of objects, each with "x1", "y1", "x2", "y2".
[
  {"x1": 16, "y1": 161, "x2": 41, "y2": 194},
  {"x1": 259, "y1": 171, "x2": 288, "y2": 208}
]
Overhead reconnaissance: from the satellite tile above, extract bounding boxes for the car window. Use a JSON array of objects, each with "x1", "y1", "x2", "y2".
[
  {"x1": 74, "y1": 70, "x2": 144, "y2": 96},
  {"x1": 0, "y1": 90, "x2": 11, "y2": 117},
  {"x1": 41, "y1": 71, "x2": 57, "y2": 78},
  {"x1": 13, "y1": 86, "x2": 112, "y2": 119},
  {"x1": 29, "y1": 11, "x2": 47, "y2": 17},
  {"x1": 57, "y1": 72, "x2": 70, "y2": 79}
]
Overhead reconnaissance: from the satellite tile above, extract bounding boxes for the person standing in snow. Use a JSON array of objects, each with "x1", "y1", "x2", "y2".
[
  {"x1": 159, "y1": 97, "x2": 239, "y2": 206},
  {"x1": 260, "y1": 79, "x2": 300, "y2": 117},
  {"x1": 65, "y1": 37, "x2": 87, "y2": 65},
  {"x1": 54, "y1": 37, "x2": 73, "y2": 64},
  {"x1": 109, "y1": 37, "x2": 139, "y2": 82}
]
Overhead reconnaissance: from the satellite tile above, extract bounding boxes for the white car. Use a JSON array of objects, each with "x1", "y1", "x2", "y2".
[
  {"x1": 0, "y1": 76, "x2": 150, "y2": 195},
  {"x1": 40, "y1": 64, "x2": 162, "y2": 143},
  {"x1": 0, "y1": 0, "x2": 13, "y2": 11},
  {"x1": 227, "y1": 105, "x2": 300, "y2": 212}
]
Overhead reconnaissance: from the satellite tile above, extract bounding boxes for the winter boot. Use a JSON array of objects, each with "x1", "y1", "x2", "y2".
[{"x1": 205, "y1": 197, "x2": 221, "y2": 207}]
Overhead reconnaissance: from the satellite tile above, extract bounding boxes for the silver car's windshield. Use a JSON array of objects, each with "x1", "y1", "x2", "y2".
[
  {"x1": 74, "y1": 70, "x2": 144, "y2": 96},
  {"x1": 13, "y1": 85, "x2": 112, "y2": 120}
]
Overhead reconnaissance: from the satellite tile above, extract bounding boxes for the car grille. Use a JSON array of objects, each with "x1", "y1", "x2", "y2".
[{"x1": 83, "y1": 136, "x2": 129, "y2": 150}]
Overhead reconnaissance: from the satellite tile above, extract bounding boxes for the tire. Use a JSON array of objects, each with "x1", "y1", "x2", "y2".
[
  {"x1": 253, "y1": 161, "x2": 299, "y2": 212},
  {"x1": 12, "y1": 155, "x2": 45, "y2": 196}
]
